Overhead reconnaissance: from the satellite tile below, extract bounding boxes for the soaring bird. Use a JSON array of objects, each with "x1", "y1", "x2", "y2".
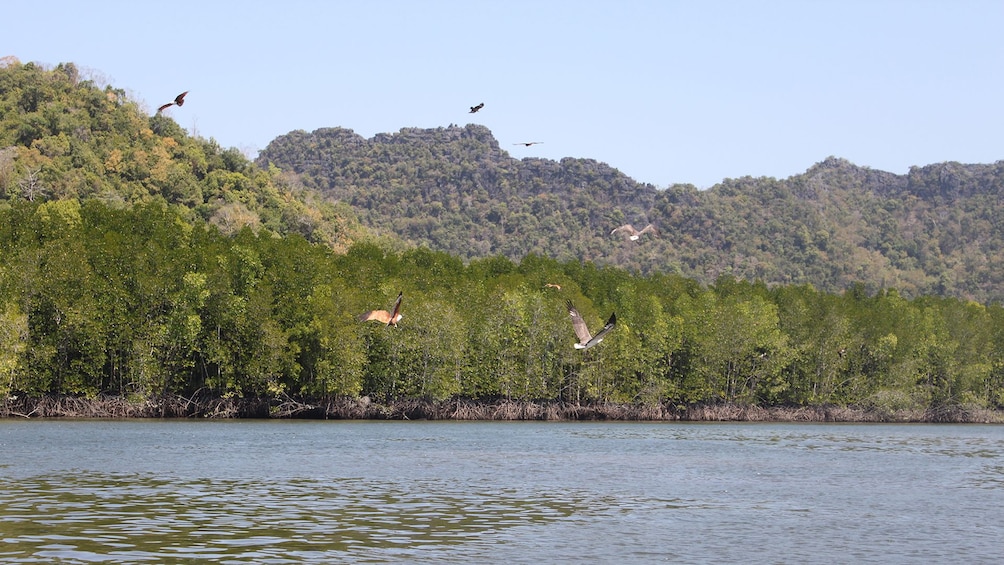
[
  {"x1": 566, "y1": 301, "x2": 616, "y2": 350},
  {"x1": 157, "y1": 91, "x2": 188, "y2": 113},
  {"x1": 359, "y1": 292, "x2": 404, "y2": 327},
  {"x1": 513, "y1": 141, "x2": 543, "y2": 147},
  {"x1": 544, "y1": 283, "x2": 562, "y2": 290},
  {"x1": 469, "y1": 102, "x2": 484, "y2": 113},
  {"x1": 611, "y1": 223, "x2": 659, "y2": 241}
]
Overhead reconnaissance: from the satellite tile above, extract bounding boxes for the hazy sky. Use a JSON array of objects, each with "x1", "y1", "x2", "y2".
[{"x1": 3, "y1": 0, "x2": 1002, "y2": 188}]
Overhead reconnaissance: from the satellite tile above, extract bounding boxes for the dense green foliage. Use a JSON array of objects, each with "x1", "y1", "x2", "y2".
[
  {"x1": 260, "y1": 128, "x2": 1004, "y2": 302},
  {"x1": 3, "y1": 199, "x2": 1004, "y2": 413},
  {"x1": 0, "y1": 58, "x2": 360, "y2": 250},
  {"x1": 4, "y1": 58, "x2": 1004, "y2": 415}
]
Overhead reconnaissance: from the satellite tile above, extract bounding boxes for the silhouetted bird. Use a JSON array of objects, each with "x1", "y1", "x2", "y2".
[
  {"x1": 469, "y1": 102, "x2": 484, "y2": 113},
  {"x1": 566, "y1": 301, "x2": 616, "y2": 350},
  {"x1": 513, "y1": 141, "x2": 543, "y2": 146},
  {"x1": 358, "y1": 292, "x2": 404, "y2": 327},
  {"x1": 157, "y1": 91, "x2": 188, "y2": 113}
]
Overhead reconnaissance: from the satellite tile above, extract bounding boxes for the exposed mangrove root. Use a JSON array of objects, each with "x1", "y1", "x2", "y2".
[{"x1": 2, "y1": 394, "x2": 1002, "y2": 423}]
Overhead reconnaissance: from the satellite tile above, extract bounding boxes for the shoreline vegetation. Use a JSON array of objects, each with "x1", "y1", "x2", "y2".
[
  {"x1": 3, "y1": 395, "x2": 1002, "y2": 424},
  {"x1": 6, "y1": 62, "x2": 1004, "y2": 430}
]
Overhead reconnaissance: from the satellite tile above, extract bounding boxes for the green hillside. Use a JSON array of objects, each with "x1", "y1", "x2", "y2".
[
  {"x1": 259, "y1": 128, "x2": 1004, "y2": 302},
  {"x1": 0, "y1": 57, "x2": 363, "y2": 250}
]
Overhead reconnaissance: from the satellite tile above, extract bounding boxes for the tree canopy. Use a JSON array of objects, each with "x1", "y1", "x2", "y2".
[
  {"x1": 3, "y1": 199, "x2": 1004, "y2": 416},
  {"x1": 4, "y1": 58, "x2": 1004, "y2": 419}
]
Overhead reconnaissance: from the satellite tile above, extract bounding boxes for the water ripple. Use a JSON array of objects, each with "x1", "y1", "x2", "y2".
[
  {"x1": 1, "y1": 472, "x2": 586, "y2": 563},
  {"x1": 3, "y1": 421, "x2": 1004, "y2": 563}
]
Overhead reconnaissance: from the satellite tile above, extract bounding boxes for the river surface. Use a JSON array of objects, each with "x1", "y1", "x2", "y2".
[{"x1": 1, "y1": 420, "x2": 1002, "y2": 563}]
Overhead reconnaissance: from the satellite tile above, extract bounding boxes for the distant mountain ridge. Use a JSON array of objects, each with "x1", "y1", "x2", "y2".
[
  {"x1": 258, "y1": 125, "x2": 1004, "y2": 302},
  {"x1": 6, "y1": 57, "x2": 1000, "y2": 302}
]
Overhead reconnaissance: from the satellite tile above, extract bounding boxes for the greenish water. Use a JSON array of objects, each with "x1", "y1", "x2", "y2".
[{"x1": 2, "y1": 420, "x2": 1003, "y2": 563}]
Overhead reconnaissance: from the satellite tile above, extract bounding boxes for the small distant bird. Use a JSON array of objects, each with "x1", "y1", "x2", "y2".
[
  {"x1": 513, "y1": 142, "x2": 543, "y2": 147},
  {"x1": 359, "y1": 292, "x2": 404, "y2": 327},
  {"x1": 469, "y1": 102, "x2": 484, "y2": 113},
  {"x1": 544, "y1": 283, "x2": 562, "y2": 290},
  {"x1": 611, "y1": 223, "x2": 659, "y2": 241},
  {"x1": 566, "y1": 301, "x2": 616, "y2": 350},
  {"x1": 157, "y1": 91, "x2": 188, "y2": 113}
]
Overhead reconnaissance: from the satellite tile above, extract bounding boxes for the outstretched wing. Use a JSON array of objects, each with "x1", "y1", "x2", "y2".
[
  {"x1": 581, "y1": 312, "x2": 617, "y2": 349},
  {"x1": 387, "y1": 292, "x2": 403, "y2": 326},
  {"x1": 566, "y1": 301, "x2": 592, "y2": 346},
  {"x1": 469, "y1": 102, "x2": 484, "y2": 113},
  {"x1": 359, "y1": 310, "x2": 392, "y2": 324},
  {"x1": 637, "y1": 224, "x2": 659, "y2": 237},
  {"x1": 157, "y1": 92, "x2": 188, "y2": 113},
  {"x1": 611, "y1": 224, "x2": 637, "y2": 236}
]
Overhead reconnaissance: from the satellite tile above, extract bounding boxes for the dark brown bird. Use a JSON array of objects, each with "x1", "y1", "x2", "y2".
[
  {"x1": 611, "y1": 223, "x2": 659, "y2": 241},
  {"x1": 358, "y1": 292, "x2": 404, "y2": 327},
  {"x1": 566, "y1": 301, "x2": 616, "y2": 350},
  {"x1": 157, "y1": 91, "x2": 188, "y2": 113},
  {"x1": 469, "y1": 102, "x2": 484, "y2": 113},
  {"x1": 513, "y1": 142, "x2": 543, "y2": 147}
]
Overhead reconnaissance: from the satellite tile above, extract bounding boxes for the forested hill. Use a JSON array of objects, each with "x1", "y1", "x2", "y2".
[
  {"x1": 0, "y1": 58, "x2": 364, "y2": 250},
  {"x1": 6, "y1": 58, "x2": 1004, "y2": 418},
  {"x1": 259, "y1": 127, "x2": 1004, "y2": 302}
]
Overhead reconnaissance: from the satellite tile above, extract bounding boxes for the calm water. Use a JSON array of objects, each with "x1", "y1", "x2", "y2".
[{"x1": 1, "y1": 420, "x2": 1002, "y2": 563}]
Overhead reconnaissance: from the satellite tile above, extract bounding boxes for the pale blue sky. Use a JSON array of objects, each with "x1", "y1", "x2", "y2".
[{"x1": 3, "y1": 0, "x2": 1002, "y2": 188}]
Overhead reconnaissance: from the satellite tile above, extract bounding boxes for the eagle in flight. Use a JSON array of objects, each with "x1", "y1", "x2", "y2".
[
  {"x1": 359, "y1": 292, "x2": 404, "y2": 327},
  {"x1": 469, "y1": 102, "x2": 484, "y2": 113},
  {"x1": 157, "y1": 91, "x2": 188, "y2": 113},
  {"x1": 513, "y1": 141, "x2": 543, "y2": 147},
  {"x1": 566, "y1": 301, "x2": 616, "y2": 350},
  {"x1": 611, "y1": 223, "x2": 659, "y2": 241}
]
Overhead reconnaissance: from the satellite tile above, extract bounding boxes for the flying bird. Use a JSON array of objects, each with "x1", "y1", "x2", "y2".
[
  {"x1": 157, "y1": 91, "x2": 188, "y2": 113},
  {"x1": 544, "y1": 283, "x2": 562, "y2": 290},
  {"x1": 566, "y1": 301, "x2": 616, "y2": 350},
  {"x1": 469, "y1": 102, "x2": 484, "y2": 113},
  {"x1": 611, "y1": 223, "x2": 659, "y2": 241},
  {"x1": 513, "y1": 141, "x2": 543, "y2": 147},
  {"x1": 359, "y1": 292, "x2": 404, "y2": 327}
]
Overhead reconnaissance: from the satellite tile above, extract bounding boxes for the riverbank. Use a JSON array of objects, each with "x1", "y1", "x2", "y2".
[{"x1": 3, "y1": 394, "x2": 1002, "y2": 423}]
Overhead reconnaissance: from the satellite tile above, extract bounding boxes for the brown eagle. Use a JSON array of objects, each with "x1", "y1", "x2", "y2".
[
  {"x1": 359, "y1": 292, "x2": 404, "y2": 327},
  {"x1": 157, "y1": 91, "x2": 189, "y2": 113},
  {"x1": 469, "y1": 102, "x2": 484, "y2": 113},
  {"x1": 513, "y1": 141, "x2": 543, "y2": 147},
  {"x1": 566, "y1": 301, "x2": 616, "y2": 350}
]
